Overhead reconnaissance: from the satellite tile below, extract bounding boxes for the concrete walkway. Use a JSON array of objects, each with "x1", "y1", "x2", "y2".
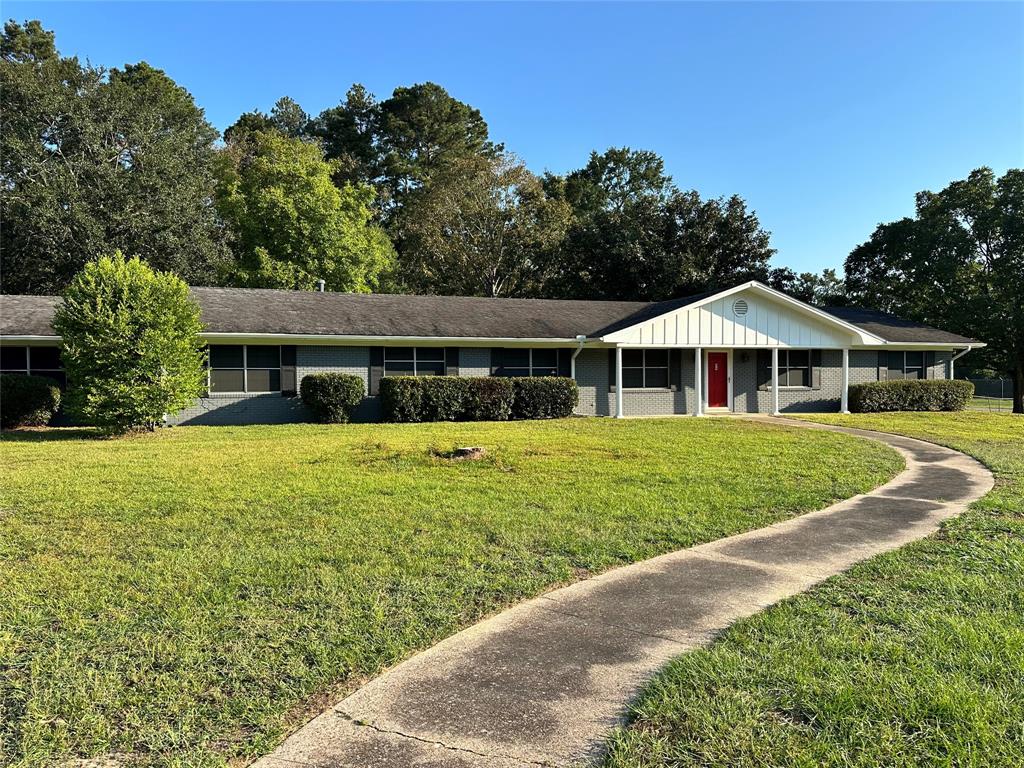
[{"x1": 255, "y1": 419, "x2": 994, "y2": 768}]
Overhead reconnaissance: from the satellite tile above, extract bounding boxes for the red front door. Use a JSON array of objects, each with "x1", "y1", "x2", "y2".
[{"x1": 707, "y1": 352, "x2": 728, "y2": 408}]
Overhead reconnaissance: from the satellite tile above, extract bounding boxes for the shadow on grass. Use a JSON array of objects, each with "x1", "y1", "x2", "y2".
[{"x1": 0, "y1": 426, "x2": 105, "y2": 442}]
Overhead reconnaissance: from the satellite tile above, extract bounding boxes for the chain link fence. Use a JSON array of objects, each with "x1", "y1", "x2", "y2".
[{"x1": 963, "y1": 378, "x2": 1015, "y2": 412}]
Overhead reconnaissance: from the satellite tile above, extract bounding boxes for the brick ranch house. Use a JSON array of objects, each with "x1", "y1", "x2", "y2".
[{"x1": 0, "y1": 281, "x2": 982, "y2": 424}]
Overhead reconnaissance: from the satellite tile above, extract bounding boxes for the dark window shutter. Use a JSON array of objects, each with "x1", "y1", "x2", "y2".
[
  {"x1": 887, "y1": 351, "x2": 905, "y2": 380},
  {"x1": 608, "y1": 349, "x2": 616, "y2": 391},
  {"x1": 925, "y1": 351, "x2": 936, "y2": 379},
  {"x1": 445, "y1": 347, "x2": 459, "y2": 377},
  {"x1": 669, "y1": 349, "x2": 681, "y2": 391},
  {"x1": 281, "y1": 345, "x2": 297, "y2": 396},
  {"x1": 490, "y1": 348, "x2": 504, "y2": 376},
  {"x1": 877, "y1": 351, "x2": 887, "y2": 381},
  {"x1": 369, "y1": 347, "x2": 384, "y2": 394},
  {"x1": 757, "y1": 350, "x2": 771, "y2": 391},
  {"x1": 811, "y1": 349, "x2": 822, "y2": 390},
  {"x1": 557, "y1": 349, "x2": 572, "y2": 377}
]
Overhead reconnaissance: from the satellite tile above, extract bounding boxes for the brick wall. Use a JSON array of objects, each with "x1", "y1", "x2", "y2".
[{"x1": 168, "y1": 343, "x2": 957, "y2": 425}]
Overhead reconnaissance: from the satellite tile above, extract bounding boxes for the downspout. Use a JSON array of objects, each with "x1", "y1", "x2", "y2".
[
  {"x1": 949, "y1": 345, "x2": 972, "y2": 379},
  {"x1": 570, "y1": 335, "x2": 587, "y2": 380}
]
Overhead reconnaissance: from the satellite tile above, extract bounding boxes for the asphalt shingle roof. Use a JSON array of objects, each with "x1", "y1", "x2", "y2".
[
  {"x1": 823, "y1": 306, "x2": 981, "y2": 345},
  {"x1": 0, "y1": 288, "x2": 980, "y2": 345}
]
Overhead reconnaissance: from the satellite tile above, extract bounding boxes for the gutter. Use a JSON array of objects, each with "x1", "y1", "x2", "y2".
[
  {"x1": 570, "y1": 335, "x2": 588, "y2": 379},
  {"x1": 949, "y1": 345, "x2": 973, "y2": 379}
]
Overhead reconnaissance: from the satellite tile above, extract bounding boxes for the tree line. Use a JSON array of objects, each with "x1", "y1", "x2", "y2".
[{"x1": 1, "y1": 20, "x2": 1021, "y2": 406}]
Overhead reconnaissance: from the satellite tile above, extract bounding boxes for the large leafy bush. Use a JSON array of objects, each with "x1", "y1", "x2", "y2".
[
  {"x1": 0, "y1": 374, "x2": 61, "y2": 428},
  {"x1": 300, "y1": 373, "x2": 365, "y2": 423},
  {"x1": 849, "y1": 379, "x2": 973, "y2": 412},
  {"x1": 53, "y1": 252, "x2": 206, "y2": 433}
]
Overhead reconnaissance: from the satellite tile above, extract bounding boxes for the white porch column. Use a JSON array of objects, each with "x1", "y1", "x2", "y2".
[
  {"x1": 841, "y1": 347, "x2": 850, "y2": 413},
  {"x1": 694, "y1": 347, "x2": 703, "y2": 416},
  {"x1": 771, "y1": 347, "x2": 780, "y2": 416},
  {"x1": 615, "y1": 346, "x2": 624, "y2": 419}
]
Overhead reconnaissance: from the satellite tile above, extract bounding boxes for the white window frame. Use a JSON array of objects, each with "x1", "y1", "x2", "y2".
[
  {"x1": 208, "y1": 345, "x2": 281, "y2": 394},
  {"x1": 383, "y1": 347, "x2": 447, "y2": 377},
  {"x1": 501, "y1": 348, "x2": 560, "y2": 378},
  {"x1": 622, "y1": 349, "x2": 671, "y2": 389}
]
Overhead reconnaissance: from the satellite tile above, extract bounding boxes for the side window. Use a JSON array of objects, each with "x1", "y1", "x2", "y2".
[
  {"x1": 622, "y1": 349, "x2": 669, "y2": 388},
  {"x1": 383, "y1": 348, "x2": 446, "y2": 376},
  {"x1": 1, "y1": 346, "x2": 66, "y2": 388},
  {"x1": 208, "y1": 345, "x2": 282, "y2": 393},
  {"x1": 499, "y1": 349, "x2": 560, "y2": 377}
]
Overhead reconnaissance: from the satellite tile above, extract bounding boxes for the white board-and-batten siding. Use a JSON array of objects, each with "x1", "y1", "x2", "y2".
[{"x1": 605, "y1": 291, "x2": 855, "y2": 348}]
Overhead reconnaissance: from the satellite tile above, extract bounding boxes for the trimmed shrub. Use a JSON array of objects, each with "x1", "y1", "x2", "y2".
[
  {"x1": 380, "y1": 376, "x2": 424, "y2": 422},
  {"x1": 511, "y1": 377, "x2": 579, "y2": 420},
  {"x1": 0, "y1": 374, "x2": 61, "y2": 429},
  {"x1": 379, "y1": 376, "x2": 574, "y2": 422},
  {"x1": 464, "y1": 377, "x2": 514, "y2": 421},
  {"x1": 849, "y1": 379, "x2": 974, "y2": 413},
  {"x1": 420, "y1": 377, "x2": 469, "y2": 422},
  {"x1": 300, "y1": 373, "x2": 365, "y2": 423}
]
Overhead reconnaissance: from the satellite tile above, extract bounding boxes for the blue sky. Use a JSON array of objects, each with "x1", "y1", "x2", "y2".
[{"x1": 8, "y1": 1, "x2": 1023, "y2": 273}]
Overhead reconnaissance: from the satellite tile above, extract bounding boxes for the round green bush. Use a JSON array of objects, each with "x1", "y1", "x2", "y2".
[
  {"x1": 0, "y1": 374, "x2": 61, "y2": 429},
  {"x1": 300, "y1": 373, "x2": 365, "y2": 423}
]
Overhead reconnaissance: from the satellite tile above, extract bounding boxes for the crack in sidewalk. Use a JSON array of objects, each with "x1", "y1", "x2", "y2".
[{"x1": 338, "y1": 711, "x2": 555, "y2": 767}]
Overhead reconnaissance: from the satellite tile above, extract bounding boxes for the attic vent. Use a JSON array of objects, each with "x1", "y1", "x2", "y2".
[{"x1": 732, "y1": 299, "x2": 749, "y2": 316}]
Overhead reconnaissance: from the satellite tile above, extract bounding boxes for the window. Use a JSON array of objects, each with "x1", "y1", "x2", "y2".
[
  {"x1": 0, "y1": 345, "x2": 66, "y2": 388},
  {"x1": 766, "y1": 350, "x2": 810, "y2": 388},
  {"x1": 888, "y1": 351, "x2": 925, "y2": 380},
  {"x1": 208, "y1": 345, "x2": 281, "y2": 393},
  {"x1": 383, "y1": 347, "x2": 446, "y2": 377},
  {"x1": 501, "y1": 349, "x2": 559, "y2": 377},
  {"x1": 622, "y1": 349, "x2": 670, "y2": 388}
]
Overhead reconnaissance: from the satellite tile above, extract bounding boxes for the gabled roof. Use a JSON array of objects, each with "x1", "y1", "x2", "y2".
[{"x1": 0, "y1": 285, "x2": 982, "y2": 346}]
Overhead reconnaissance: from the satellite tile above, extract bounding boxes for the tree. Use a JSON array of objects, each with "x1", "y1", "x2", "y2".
[
  {"x1": 308, "y1": 84, "x2": 381, "y2": 187},
  {"x1": 845, "y1": 167, "x2": 1024, "y2": 413},
  {"x1": 397, "y1": 154, "x2": 571, "y2": 296},
  {"x1": 767, "y1": 267, "x2": 848, "y2": 305},
  {"x1": 224, "y1": 96, "x2": 310, "y2": 143},
  {"x1": 0, "y1": 20, "x2": 228, "y2": 294},
  {"x1": 544, "y1": 148, "x2": 775, "y2": 300},
  {"x1": 53, "y1": 253, "x2": 206, "y2": 433},
  {"x1": 215, "y1": 130, "x2": 395, "y2": 291}
]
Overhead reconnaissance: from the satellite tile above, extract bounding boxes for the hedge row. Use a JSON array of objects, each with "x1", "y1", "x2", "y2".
[
  {"x1": 380, "y1": 376, "x2": 578, "y2": 422},
  {"x1": 849, "y1": 379, "x2": 973, "y2": 412},
  {"x1": 300, "y1": 373, "x2": 365, "y2": 423},
  {"x1": 0, "y1": 374, "x2": 62, "y2": 429}
]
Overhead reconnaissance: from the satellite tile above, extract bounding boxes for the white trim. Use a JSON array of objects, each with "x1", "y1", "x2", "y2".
[
  {"x1": 771, "y1": 347, "x2": 780, "y2": 416},
  {"x1": 703, "y1": 349, "x2": 733, "y2": 411},
  {"x1": 200, "y1": 333, "x2": 584, "y2": 346},
  {"x1": 841, "y1": 347, "x2": 850, "y2": 414},
  {"x1": 693, "y1": 347, "x2": 703, "y2": 416},
  {"x1": 599, "y1": 281, "x2": 888, "y2": 346},
  {"x1": 614, "y1": 346, "x2": 624, "y2": 419}
]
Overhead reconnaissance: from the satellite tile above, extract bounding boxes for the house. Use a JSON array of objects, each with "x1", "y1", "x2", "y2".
[{"x1": 0, "y1": 281, "x2": 982, "y2": 424}]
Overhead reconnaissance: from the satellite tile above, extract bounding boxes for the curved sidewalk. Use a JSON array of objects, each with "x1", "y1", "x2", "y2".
[{"x1": 255, "y1": 420, "x2": 994, "y2": 768}]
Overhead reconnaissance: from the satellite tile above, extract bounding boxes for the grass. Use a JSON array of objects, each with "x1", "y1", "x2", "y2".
[
  {"x1": 603, "y1": 412, "x2": 1024, "y2": 768},
  {"x1": 968, "y1": 396, "x2": 1015, "y2": 412},
  {"x1": 0, "y1": 418, "x2": 901, "y2": 768}
]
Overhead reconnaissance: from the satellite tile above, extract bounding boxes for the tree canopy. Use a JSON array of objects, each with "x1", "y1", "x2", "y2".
[
  {"x1": 214, "y1": 130, "x2": 395, "y2": 292},
  {"x1": 0, "y1": 20, "x2": 228, "y2": 294},
  {"x1": 845, "y1": 167, "x2": 1023, "y2": 411}
]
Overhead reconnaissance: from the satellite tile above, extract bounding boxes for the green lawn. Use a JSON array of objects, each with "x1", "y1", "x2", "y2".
[
  {"x1": 0, "y1": 418, "x2": 900, "y2": 767},
  {"x1": 603, "y1": 412, "x2": 1024, "y2": 768}
]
